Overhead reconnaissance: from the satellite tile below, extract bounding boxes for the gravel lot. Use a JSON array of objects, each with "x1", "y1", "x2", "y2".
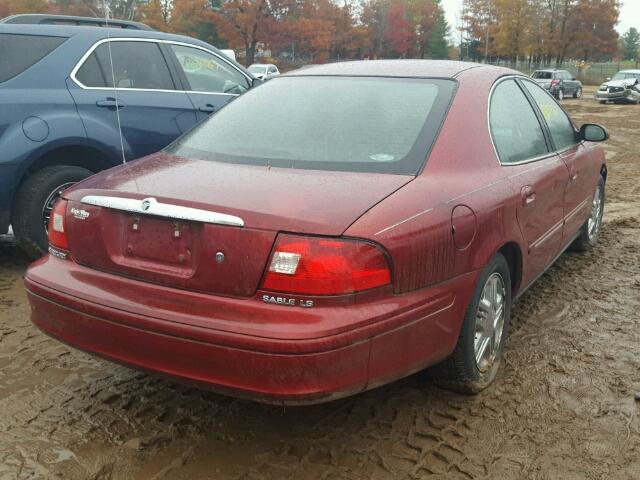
[{"x1": 1, "y1": 88, "x2": 639, "y2": 480}]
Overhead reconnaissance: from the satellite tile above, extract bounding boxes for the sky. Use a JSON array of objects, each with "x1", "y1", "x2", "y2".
[{"x1": 441, "y1": 0, "x2": 640, "y2": 37}]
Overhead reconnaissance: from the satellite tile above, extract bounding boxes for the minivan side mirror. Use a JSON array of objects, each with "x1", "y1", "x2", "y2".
[{"x1": 580, "y1": 124, "x2": 609, "y2": 142}]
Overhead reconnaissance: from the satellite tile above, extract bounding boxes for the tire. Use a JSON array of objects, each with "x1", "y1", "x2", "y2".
[
  {"x1": 573, "y1": 87, "x2": 582, "y2": 99},
  {"x1": 599, "y1": 100, "x2": 606, "y2": 104},
  {"x1": 430, "y1": 253, "x2": 512, "y2": 394},
  {"x1": 571, "y1": 175, "x2": 605, "y2": 253},
  {"x1": 11, "y1": 165, "x2": 92, "y2": 259},
  {"x1": 557, "y1": 88, "x2": 564, "y2": 101}
]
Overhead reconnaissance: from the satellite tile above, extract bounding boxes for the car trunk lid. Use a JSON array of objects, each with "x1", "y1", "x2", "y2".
[{"x1": 62, "y1": 153, "x2": 412, "y2": 297}]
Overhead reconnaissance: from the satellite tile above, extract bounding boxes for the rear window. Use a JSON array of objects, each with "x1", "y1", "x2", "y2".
[
  {"x1": 532, "y1": 71, "x2": 552, "y2": 79},
  {"x1": 0, "y1": 34, "x2": 67, "y2": 83},
  {"x1": 167, "y1": 76, "x2": 456, "y2": 175}
]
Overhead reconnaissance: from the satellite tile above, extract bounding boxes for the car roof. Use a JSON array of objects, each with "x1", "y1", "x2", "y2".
[
  {"x1": 619, "y1": 69, "x2": 640, "y2": 74},
  {"x1": 534, "y1": 69, "x2": 565, "y2": 72},
  {"x1": 285, "y1": 60, "x2": 507, "y2": 79},
  {"x1": 0, "y1": 14, "x2": 151, "y2": 30},
  {"x1": 0, "y1": 23, "x2": 220, "y2": 50}
]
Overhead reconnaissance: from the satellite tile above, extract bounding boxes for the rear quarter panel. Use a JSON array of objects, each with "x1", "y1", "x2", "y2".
[{"x1": 346, "y1": 67, "x2": 527, "y2": 296}]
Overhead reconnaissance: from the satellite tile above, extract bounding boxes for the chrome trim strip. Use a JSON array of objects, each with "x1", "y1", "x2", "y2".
[
  {"x1": 69, "y1": 37, "x2": 251, "y2": 93},
  {"x1": 529, "y1": 218, "x2": 564, "y2": 251},
  {"x1": 564, "y1": 196, "x2": 591, "y2": 223},
  {"x1": 80, "y1": 195, "x2": 244, "y2": 227}
]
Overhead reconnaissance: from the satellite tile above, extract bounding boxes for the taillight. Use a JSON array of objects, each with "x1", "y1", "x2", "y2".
[
  {"x1": 551, "y1": 79, "x2": 559, "y2": 87},
  {"x1": 48, "y1": 199, "x2": 69, "y2": 251},
  {"x1": 261, "y1": 234, "x2": 391, "y2": 295}
]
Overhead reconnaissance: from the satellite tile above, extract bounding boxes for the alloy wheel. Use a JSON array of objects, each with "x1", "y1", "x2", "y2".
[
  {"x1": 42, "y1": 182, "x2": 75, "y2": 234},
  {"x1": 576, "y1": 88, "x2": 582, "y2": 98},
  {"x1": 474, "y1": 272, "x2": 506, "y2": 373},
  {"x1": 587, "y1": 185, "x2": 603, "y2": 242},
  {"x1": 558, "y1": 89, "x2": 564, "y2": 100}
]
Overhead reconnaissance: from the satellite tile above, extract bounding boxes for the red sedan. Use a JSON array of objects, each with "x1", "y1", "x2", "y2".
[{"x1": 25, "y1": 61, "x2": 608, "y2": 404}]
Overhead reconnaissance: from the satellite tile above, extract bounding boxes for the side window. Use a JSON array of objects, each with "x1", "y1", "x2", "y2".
[
  {"x1": 490, "y1": 79, "x2": 549, "y2": 164},
  {"x1": 0, "y1": 34, "x2": 67, "y2": 83},
  {"x1": 268, "y1": 66, "x2": 277, "y2": 74},
  {"x1": 170, "y1": 44, "x2": 250, "y2": 95},
  {"x1": 75, "y1": 52, "x2": 107, "y2": 87},
  {"x1": 76, "y1": 41, "x2": 175, "y2": 90},
  {"x1": 522, "y1": 80, "x2": 577, "y2": 151}
]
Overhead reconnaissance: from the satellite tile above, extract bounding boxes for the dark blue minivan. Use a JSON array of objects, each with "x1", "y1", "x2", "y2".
[{"x1": 0, "y1": 18, "x2": 257, "y2": 257}]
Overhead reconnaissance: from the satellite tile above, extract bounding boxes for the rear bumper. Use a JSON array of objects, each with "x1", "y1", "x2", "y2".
[{"x1": 25, "y1": 256, "x2": 476, "y2": 404}]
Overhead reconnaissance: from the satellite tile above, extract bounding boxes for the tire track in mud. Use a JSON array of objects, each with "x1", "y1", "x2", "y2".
[{"x1": 1, "y1": 91, "x2": 639, "y2": 480}]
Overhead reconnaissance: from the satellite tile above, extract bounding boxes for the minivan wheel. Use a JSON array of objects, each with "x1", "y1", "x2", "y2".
[
  {"x1": 571, "y1": 175, "x2": 605, "y2": 252},
  {"x1": 574, "y1": 87, "x2": 582, "y2": 98},
  {"x1": 12, "y1": 165, "x2": 92, "y2": 259},
  {"x1": 430, "y1": 253, "x2": 512, "y2": 394}
]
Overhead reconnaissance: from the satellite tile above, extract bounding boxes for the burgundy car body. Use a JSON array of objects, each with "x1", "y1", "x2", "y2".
[{"x1": 25, "y1": 61, "x2": 606, "y2": 404}]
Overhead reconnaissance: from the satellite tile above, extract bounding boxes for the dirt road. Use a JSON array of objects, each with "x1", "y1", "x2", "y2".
[{"x1": 1, "y1": 89, "x2": 639, "y2": 480}]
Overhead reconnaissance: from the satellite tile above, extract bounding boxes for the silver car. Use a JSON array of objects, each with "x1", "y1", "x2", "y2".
[
  {"x1": 595, "y1": 70, "x2": 640, "y2": 104},
  {"x1": 531, "y1": 69, "x2": 583, "y2": 100}
]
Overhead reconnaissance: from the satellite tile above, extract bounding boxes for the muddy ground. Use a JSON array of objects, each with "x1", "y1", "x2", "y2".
[{"x1": 1, "y1": 89, "x2": 639, "y2": 480}]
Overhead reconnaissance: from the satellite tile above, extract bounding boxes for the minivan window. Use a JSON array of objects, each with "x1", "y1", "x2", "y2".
[
  {"x1": 490, "y1": 79, "x2": 548, "y2": 164},
  {"x1": 0, "y1": 34, "x2": 66, "y2": 83},
  {"x1": 168, "y1": 76, "x2": 456, "y2": 175},
  {"x1": 75, "y1": 41, "x2": 175, "y2": 90},
  {"x1": 522, "y1": 80, "x2": 577, "y2": 151}
]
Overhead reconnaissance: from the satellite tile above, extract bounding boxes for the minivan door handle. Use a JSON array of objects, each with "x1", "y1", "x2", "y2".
[
  {"x1": 521, "y1": 185, "x2": 536, "y2": 206},
  {"x1": 96, "y1": 98, "x2": 125, "y2": 109},
  {"x1": 198, "y1": 104, "x2": 217, "y2": 113}
]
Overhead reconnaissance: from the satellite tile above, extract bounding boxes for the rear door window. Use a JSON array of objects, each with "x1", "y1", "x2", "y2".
[
  {"x1": 522, "y1": 80, "x2": 577, "y2": 151},
  {"x1": 169, "y1": 44, "x2": 249, "y2": 94},
  {"x1": 75, "y1": 40, "x2": 175, "y2": 90},
  {"x1": 490, "y1": 79, "x2": 549, "y2": 164},
  {"x1": 0, "y1": 33, "x2": 66, "y2": 83}
]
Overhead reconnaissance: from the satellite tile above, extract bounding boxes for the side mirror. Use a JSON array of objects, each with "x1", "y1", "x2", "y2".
[
  {"x1": 580, "y1": 124, "x2": 609, "y2": 142},
  {"x1": 251, "y1": 77, "x2": 263, "y2": 88},
  {"x1": 571, "y1": 77, "x2": 576, "y2": 81}
]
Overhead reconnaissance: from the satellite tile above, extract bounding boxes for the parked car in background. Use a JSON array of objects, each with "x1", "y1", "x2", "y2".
[
  {"x1": 595, "y1": 70, "x2": 640, "y2": 104},
  {"x1": 26, "y1": 61, "x2": 608, "y2": 404},
  {"x1": 248, "y1": 63, "x2": 280, "y2": 80},
  {"x1": 220, "y1": 49, "x2": 236, "y2": 61},
  {"x1": 0, "y1": 18, "x2": 257, "y2": 258},
  {"x1": 531, "y1": 69, "x2": 582, "y2": 100}
]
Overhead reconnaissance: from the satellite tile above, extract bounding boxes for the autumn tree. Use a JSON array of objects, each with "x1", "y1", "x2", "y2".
[
  {"x1": 384, "y1": 3, "x2": 411, "y2": 56},
  {"x1": 623, "y1": 28, "x2": 640, "y2": 61},
  {"x1": 211, "y1": 0, "x2": 271, "y2": 65}
]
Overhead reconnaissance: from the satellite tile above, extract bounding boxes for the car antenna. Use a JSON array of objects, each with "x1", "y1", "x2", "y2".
[{"x1": 102, "y1": 0, "x2": 127, "y2": 164}]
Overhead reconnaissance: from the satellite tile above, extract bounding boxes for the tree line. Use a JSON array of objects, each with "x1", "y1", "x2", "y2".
[
  {"x1": 0, "y1": 0, "x2": 450, "y2": 65},
  {"x1": 460, "y1": 0, "x2": 623, "y2": 66}
]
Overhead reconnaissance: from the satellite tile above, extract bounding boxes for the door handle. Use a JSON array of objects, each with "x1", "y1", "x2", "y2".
[
  {"x1": 96, "y1": 97, "x2": 125, "y2": 109},
  {"x1": 521, "y1": 186, "x2": 536, "y2": 206},
  {"x1": 198, "y1": 104, "x2": 217, "y2": 113}
]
